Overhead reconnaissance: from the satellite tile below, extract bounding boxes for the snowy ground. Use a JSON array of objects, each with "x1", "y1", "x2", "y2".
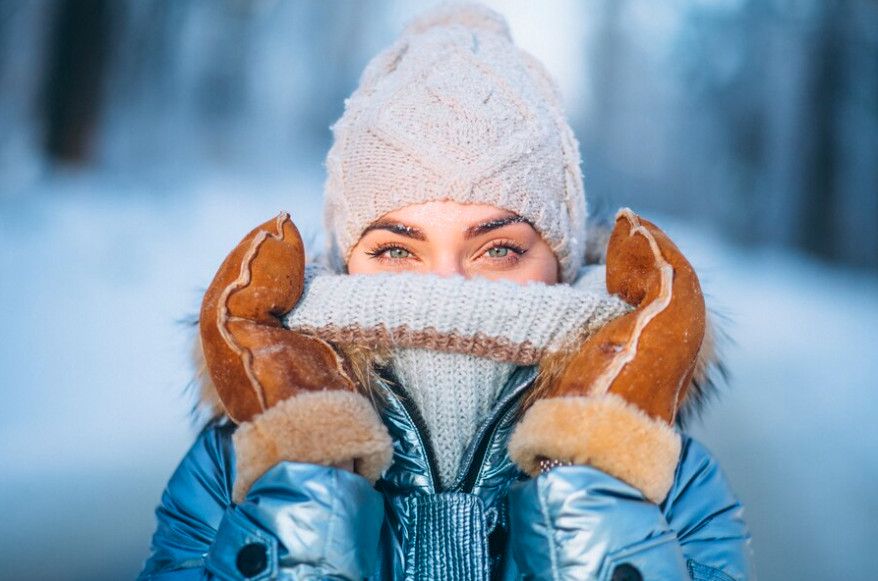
[{"x1": 1, "y1": 169, "x2": 876, "y2": 580}]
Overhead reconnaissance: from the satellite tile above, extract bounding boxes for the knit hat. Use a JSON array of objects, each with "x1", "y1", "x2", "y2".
[{"x1": 323, "y1": 1, "x2": 587, "y2": 283}]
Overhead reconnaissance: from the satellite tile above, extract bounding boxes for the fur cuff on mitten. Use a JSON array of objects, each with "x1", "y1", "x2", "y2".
[
  {"x1": 232, "y1": 390, "x2": 393, "y2": 503},
  {"x1": 508, "y1": 394, "x2": 681, "y2": 504}
]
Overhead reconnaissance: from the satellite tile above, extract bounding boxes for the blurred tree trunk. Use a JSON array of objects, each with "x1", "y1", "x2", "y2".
[
  {"x1": 831, "y1": 0, "x2": 878, "y2": 268},
  {"x1": 777, "y1": 0, "x2": 878, "y2": 268},
  {"x1": 42, "y1": 0, "x2": 111, "y2": 164},
  {"x1": 800, "y1": 3, "x2": 840, "y2": 260}
]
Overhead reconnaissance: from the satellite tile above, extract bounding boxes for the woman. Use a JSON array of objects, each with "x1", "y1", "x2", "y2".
[{"x1": 139, "y1": 3, "x2": 753, "y2": 579}]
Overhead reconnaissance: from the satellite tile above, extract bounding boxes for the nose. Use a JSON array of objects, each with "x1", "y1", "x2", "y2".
[{"x1": 429, "y1": 254, "x2": 466, "y2": 278}]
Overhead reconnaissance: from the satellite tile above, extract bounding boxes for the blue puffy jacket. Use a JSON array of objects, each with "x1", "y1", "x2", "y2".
[{"x1": 139, "y1": 366, "x2": 753, "y2": 580}]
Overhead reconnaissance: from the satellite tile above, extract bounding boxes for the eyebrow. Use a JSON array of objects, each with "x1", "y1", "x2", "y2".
[
  {"x1": 465, "y1": 214, "x2": 531, "y2": 239},
  {"x1": 360, "y1": 213, "x2": 532, "y2": 241},
  {"x1": 360, "y1": 220, "x2": 427, "y2": 241}
]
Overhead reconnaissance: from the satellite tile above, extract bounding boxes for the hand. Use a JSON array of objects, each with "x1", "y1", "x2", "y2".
[
  {"x1": 510, "y1": 208, "x2": 706, "y2": 503},
  {"x1": 199, "y1": 212, "x2": 392, "y2": 502}
]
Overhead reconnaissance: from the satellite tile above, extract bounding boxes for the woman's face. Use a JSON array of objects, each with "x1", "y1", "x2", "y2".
[{"x1": 347, "y1": 201, "x2": 559, "y2": 284}]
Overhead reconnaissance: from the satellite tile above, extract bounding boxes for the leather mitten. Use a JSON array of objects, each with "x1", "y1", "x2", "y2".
[
  {"x1": 509, "y1": 208, "x2": 706, "y2": 503},
  {"x1": 199, "y1": 212, "x2": 393, "y2": 503}
]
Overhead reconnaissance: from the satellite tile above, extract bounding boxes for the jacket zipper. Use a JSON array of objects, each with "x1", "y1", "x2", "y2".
[
  {"x1": 456, "y1": 394, "x2": 525, "y2": 493},
  {"x1": 452, "y1": 368, "x2": 537, "y2": 492}
]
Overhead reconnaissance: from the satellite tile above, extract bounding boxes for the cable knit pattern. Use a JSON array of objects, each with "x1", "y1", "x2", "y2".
[
  {"x1": 323, "y1": 1, "x2": 587, "y2": 282},
  {"x1": 282, "y1": 265, "x2": 632, "y2": 365}
]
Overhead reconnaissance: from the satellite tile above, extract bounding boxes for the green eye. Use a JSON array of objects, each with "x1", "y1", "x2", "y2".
[
  {"x1": 387, "y1": 247, "x2": 411, "y2": 259},
  {"x1": 486, "y1": 246, "x2": 509, "y2": 258}
]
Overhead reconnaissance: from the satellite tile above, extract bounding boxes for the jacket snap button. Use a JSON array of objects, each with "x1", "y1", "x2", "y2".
[
  {"x1": 236, "y1": 542, "x2": 268, "y2": 578},
  {"x1": 611, "y1": 562, "x2": 643, "y2": 581}
]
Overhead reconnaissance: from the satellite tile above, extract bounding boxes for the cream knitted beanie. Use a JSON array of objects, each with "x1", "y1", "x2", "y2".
[{"x1": 323, "y1": 1, "x2": 587, "y2": 283}]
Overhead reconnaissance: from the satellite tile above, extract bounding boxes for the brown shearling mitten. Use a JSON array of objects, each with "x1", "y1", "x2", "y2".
[
  {"x1": 199, "y1": 212, "x2": 393, "y2": 503},
  {"x1": 509, "y1": 208, "x2": 706, "y2": 503}
]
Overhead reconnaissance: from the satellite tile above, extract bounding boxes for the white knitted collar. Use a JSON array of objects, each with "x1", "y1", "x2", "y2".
[{"x1": 282, "y1": 264, "x2": 632, "y2": 365}]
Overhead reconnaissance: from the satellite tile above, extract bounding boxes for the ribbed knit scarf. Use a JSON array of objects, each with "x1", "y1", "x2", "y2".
[{"x1": 283, "y1": 265, "x2": 632, "y2": 486}]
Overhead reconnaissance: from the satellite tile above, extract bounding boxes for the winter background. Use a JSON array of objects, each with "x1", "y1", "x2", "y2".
[{"x1": 1, "y1": 1, "x2": 876, "y2": 579}]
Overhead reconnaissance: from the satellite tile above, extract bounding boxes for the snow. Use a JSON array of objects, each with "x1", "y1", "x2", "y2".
[{"x1": 1, "y1": 176, "x2": 876, "y2": 580}]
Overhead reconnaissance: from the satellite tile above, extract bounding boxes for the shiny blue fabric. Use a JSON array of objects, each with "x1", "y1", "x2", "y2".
[{"x1": 139, "y1": 367, "x2": 753, "y2": 580}]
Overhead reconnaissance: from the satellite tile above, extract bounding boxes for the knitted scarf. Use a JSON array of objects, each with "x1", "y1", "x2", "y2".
[{"x1": 283, "y1": 265, "x2": 632, "y2": 486}]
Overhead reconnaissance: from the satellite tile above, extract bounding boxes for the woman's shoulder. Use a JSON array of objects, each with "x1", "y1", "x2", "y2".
[
  {"x1": 670, "y1": 434, "x2": 740, "y2": 503},
  {"x1": 660, "y1": 433, "x2": 754, "y2": 578},
  {"x1": 139, "y1": 419, "x2": 238, "y2": 578},
  {"x1": 664, "y1": 433, "x2": 750, "y2": 540},
  {"x1": 162, "y1": 419, "x2": 237, "y2": 508}
]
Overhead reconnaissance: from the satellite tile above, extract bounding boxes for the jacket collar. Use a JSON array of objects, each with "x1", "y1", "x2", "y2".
[{"x1": 374, "y1": 365, "x2": 538, "y2": 496}]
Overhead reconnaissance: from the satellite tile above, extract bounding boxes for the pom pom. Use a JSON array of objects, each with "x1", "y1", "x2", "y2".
[{"x1": 403, "y1": 1, "x2": 511, "y2": 40}]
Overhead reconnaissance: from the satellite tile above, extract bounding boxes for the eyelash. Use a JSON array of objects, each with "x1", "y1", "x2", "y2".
[
  {"x1": 365, "y1": 243, "x2": 416, "y2": 263},
  {"x1": 364, "y1": 240, "x2": 527, "y2": 264},
  {"x1": 487, "y1": 239, "x2": 526, "y2": 254}
]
